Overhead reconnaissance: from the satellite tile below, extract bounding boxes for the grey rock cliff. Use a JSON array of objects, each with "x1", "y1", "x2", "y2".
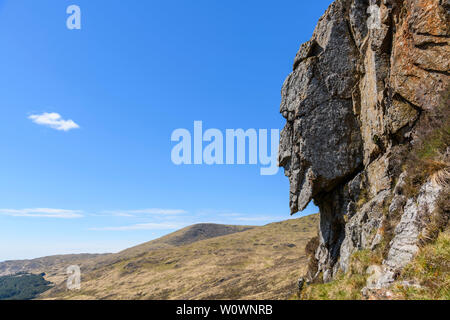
[{"x1": 279, "y1": 0, "x2": 449, "y2": 284}]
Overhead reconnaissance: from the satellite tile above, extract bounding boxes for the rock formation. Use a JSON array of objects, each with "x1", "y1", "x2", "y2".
[{"x1": 279, "y1": 0, "x2": 449, "y2": 287}]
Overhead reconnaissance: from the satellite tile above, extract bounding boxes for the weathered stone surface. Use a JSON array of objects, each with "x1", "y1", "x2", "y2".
[
  {"x1": 384, "y1": 179, "x2": 443, "y2": 271},
  {"x1": 278, "y1": 0, "x2": 363, "y2": 214},
  {"x1": 279, "y1": 0, "x2": 449, "y2": 283},
  {"x1": 386, "y1": 97, "x2": 419, "y2": 134},
  {"x1": 366, "y1": 155, "x2": 391, "y2": 196},
  {"x1": 349, "y1": 0, "x2": 369, "y2": 50},
  {"x1": 390, "y1": 0, "x2": 450, "y2": 111},
  {"x1": 339, "y1": 190, "x2": 391, "y2": 273},
  {"x1": 293, "y1": 40, "x2": 321, "y2": 70},
  {"x1": 370, "y1": 178, "x2": 444, "y2": 289}
]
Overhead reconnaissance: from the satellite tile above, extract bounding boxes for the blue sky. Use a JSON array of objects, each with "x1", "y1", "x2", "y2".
[{"x1": 0, "y1": 0, "x2": 331, "y2": 261}]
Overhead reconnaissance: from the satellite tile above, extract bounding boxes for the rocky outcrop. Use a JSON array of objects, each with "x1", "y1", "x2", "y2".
[{"x1": 279, "y1": 0, "x2": 449, "y2": 284}]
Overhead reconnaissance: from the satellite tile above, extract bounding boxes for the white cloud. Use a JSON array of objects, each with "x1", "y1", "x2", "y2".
[
  {"x1": 89, "y1": 222, "x2": 182, "y2": 231},
  {"x1": 235, "y1": 216, "x2": 285, "y2": 222},
  {"x1": 102, "y1": 208, "x2": 188, "y2": 217},
  {"x1": 129, "y1": 208, "x2": 187, "y2": 215},
  {"x1": 201, "y1": 211, "x2": 285, "y2": 223},
  {"x1": 0, "y1": 208, "x2": 83, "y2": 219},
  {"x1": 96, "y1": 211, "x2": 135, "y2": 217},
  {"x1": 29, "y1": 112, "x2": 80, "y2": 131}
]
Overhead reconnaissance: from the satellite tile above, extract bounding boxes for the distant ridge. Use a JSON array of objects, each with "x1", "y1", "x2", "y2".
[
  {"x1": 40, "y1": 214, "x2": 318, "y2": 300},
  {"x1": 0, "y1": 254, "x2": 107, "y2": 278},
  {"x1": 0, "y1": 215, "x2": 319, "y2": 300},
  {"x1": 0, "y1": 223, "x2": 254, "y2": 282}
]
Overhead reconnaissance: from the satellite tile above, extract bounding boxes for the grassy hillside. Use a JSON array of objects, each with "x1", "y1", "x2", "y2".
[
  {"x1": 83, "y1": 223, "x2": 255, "y2": 272},
  {"x1": 41, "y1": 214, "x2": 319, "y2": 300},
  {"x1": 0, "y1": 223, "x2": 253, "y2": 287},
  {"x1": 297, "y1": 227, "x2": 450, "y2": 300},
  {"x1": 393, "y1": 228, "x2": 450, "y2": 300}
]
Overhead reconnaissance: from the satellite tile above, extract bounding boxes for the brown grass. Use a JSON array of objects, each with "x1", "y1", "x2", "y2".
[
  {"x1": 40, "y1": 215, "x2": 319, "y2": 300},
  {"x1": 298, "y1": 250, "x2": 374, "y2": 300}
]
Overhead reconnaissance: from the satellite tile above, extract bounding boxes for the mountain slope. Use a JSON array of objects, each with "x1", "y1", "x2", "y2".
[
  {"x1": 0, "y1": 223, "x2": 253, "y2": 286},
  {"x1": 79, "y1": 223, "x2": 255, "y2": 274},
  {"x1": 0, "y1": 254, "x2": 107, "y2": 283},
  {"x1": 107, "y1": 223, "x2": 254, "y2": 260},
  {"x1": 41, "y1": 214, "x2": 318, "y2": 300}
]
